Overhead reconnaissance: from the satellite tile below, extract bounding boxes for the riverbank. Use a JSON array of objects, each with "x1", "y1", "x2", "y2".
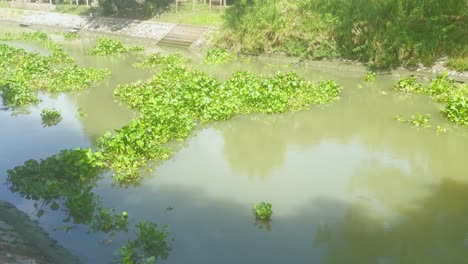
[
  {"x1": 0, "y1": 201, "x2": 80, "y2": 264},
  {"x1": 0, "y1": 7, "x2": 212, "y2": 46}
]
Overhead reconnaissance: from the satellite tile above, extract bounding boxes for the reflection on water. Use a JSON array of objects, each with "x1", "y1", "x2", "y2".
[
  {"x1": 1, "y1": 22, "x2": 468, "y2": 263},
  {"x1": 315, "y1": 179, "x2": 468, "y2": 264}
]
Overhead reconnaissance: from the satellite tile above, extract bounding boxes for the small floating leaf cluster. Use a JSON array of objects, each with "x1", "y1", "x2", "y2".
[
  {"x1": 394, "y1": 74, "x2": 468, "y2": 126},
  {"x1": 363, "y1": 71, "x2": 376, "y2": 82},
  {"x1": 88, "y1": 37, "x2": 144, "y2": 56},
  {"x1": 64, "y1": 32, "x2": 79, "y2": 40},
  {"x1": 253, "y1": 202, "x2": 273, "y2": 221},
  {"x1": 394, "y1": 113, "x2": 432, "y2": 128},
  {"x1": 96, "y1": 53, "x2": 342, "y2": 182},
  {"x1": 133, "y1": 52, "x2": 190, "y2": 68},
  {"x1": 0, "y1": 41, "x2": 110, "y2": 109},
  {"x1": 204, "y1": 47, "x2": 236, "y2": 64},
  {"x1": 118, "y1": 221, "x2": 171, "y2": 264},
  {"x1": 40, "y1": 108, "x2": 62, "y2": 127}
]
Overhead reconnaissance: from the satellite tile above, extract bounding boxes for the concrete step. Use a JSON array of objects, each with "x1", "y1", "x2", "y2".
[{"x1": 158, "y1": 24, "x2": 207, "y2": 47}]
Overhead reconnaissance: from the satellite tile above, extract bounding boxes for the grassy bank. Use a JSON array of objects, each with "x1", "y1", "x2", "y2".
[{"x1": 217, "y1": 0, "x2": 468, "y2": 70}]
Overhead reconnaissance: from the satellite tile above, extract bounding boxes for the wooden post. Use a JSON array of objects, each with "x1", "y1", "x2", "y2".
[
  {"x1": 209, "y1": 0, "x2": 211, "y2": 11},
  {"x1": 175, "y1": 0, "x2": 178, "y2": 13}
]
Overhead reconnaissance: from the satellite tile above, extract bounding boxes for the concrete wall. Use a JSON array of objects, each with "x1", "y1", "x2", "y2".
[{"x1": 0, "y1": 8, "x2": 176, "y2": 41}]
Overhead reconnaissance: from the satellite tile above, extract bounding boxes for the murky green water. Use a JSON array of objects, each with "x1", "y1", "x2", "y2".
[{"x1": 1, "y1": 22, "x2": 468, "y2": 264}]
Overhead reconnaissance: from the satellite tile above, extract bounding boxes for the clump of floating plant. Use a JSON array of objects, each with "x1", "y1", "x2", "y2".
[
  {"x1": 95, "y1": 52, "x2": 342, "y2": 182},
  {"x1": 90, "y1": 209, "x2": 129, "y2": 235},
  {"x1": 394, "y1": 73, "x2": 468, "y2": 126},
  {"x1": 0, "y1": 43, "x2": 110, "y2": 109},
  {"x1": 363, "y1": 71, "x2": 376, "y2": 82},
  {"x1": 64, "y1": 32, "x2": 79, "y2": 40},
  {"x1": 6, "y1": 148, "x2": 104, "y2": 224},
  {"x1": 40, "y1": 108, "x2": 62, "y2": 127},
  {"x1": 204, "y1": 47, "x2": 236, "y2": 64},
  {"x1": 394, "y1": 113, "x2": 432, "y2": 128},
  {"x1": 88, "y1": 37, "x2": 144, "y2": 56},
  {"x1": 118, "y1": 221, "x2": 171, "y2": 264},
  {"x1": 133, "y1": 52, "x2": 190, "y2": 68},
  {"x1": 253, "y1": 202, "x2": 273, "y2": 221}
]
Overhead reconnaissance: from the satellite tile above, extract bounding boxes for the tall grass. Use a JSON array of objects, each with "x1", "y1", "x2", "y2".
[{"x1": 218, "y1": 0, "x2": 468, "y2": 69}]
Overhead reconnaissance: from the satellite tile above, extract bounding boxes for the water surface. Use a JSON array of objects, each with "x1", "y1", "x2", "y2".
[{"x1": 1, "y1": 22, "x2": 468, "y2": 264}]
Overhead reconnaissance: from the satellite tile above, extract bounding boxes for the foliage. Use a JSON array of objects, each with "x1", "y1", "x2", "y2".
[
  {"x1": 117, "y1": 221, "x2": 171, "y2": 264},
  {"x1": 133, "y1": 52, "x2": 190, "y2": 68},
  {"x1": 445, "y1": 57, "x2": 468, "y2": 72},
  {"x1": 97, "y1": 53, "x2": 342, "y2": 182},
  {"x1": 219, "y1": 0, "x2": 467, "y2": 69},
  {"x1": 442, "y1": 96, "x2": 468, "y2": 126},
  {"x1": 394, "y1": 113, "x2": 432, "y2": 128},
  {"x1": 64, "y1": 32, "x2": 79, "y2": 40},
  {"x1": 40, "y1": 108, "x2": 62, "y2": 127},
  {"x1": 252, "y1": 202, "x2": 273, "y2": 221},
  {"x1": 394, "y1": 73, "x2": 468, "y2": 126},
  {"x1": 88, "y1": 37, "x2": 144, "y2": 56},
  {"x1": 90, "y1": 209, "x2": 129, "y2": 235},
  {"x1": 394, "y1": 76, "x2": 423, "y2": 93},
  {"x1": 98, "y1": 0, "x2": 172, "y2": 19},
  {"x1": 0, "y1": 42, "x2": 110, "y2": 109},
  {"x1": 363, "y1": 71, "x2": 376, "y2": 82},
  {"x1": 6, "y1": 149, "x2": 104, "y2": 224},
  {"x1": 204, "y1": 48, "x2": 236, "y2": 64}
]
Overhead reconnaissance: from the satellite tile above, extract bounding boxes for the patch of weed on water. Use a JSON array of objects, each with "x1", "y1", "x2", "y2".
[
  {"x1": 133, "y1": 52, "x2": 190, "y2": 68},
  {"x1": 88, "y1": 37, "x2": 144, "y2": 56},
  {"x1": 95, "y1": 52, "x2": 342, "y2": 183},
  {"x1": 40, "y1": 108, "x2": 62, "y2": 127},
  {"x1": 394, "y1": 73, "x2": 468, "y2": 126},
  {"x1": 203, "y1": 47, "x2": 236, "y2": 64},
  {"x1": 117, "y1": 221, "x2": 171, "y2": 264},
  {"x1": 0, "y1": 42, "x2": 110, "y2": 109}
]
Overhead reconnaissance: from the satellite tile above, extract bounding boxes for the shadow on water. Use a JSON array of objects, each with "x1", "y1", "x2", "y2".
[{"x1": 3, "y1": 139, "x2": 468, "y2": 264}]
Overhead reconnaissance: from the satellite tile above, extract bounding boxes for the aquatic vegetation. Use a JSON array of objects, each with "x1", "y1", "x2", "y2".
[
  {"x1": 363, "y1": 71, "x2": 376, "y2": 82},
  {"x1": 20, "y1": 31, "x2": 49, "y2": 41},
  {"x1": 394, "y1": 113, "x2": 431, "y2": 128},
  {"x1": 118, "y1": 221, "x2": 171, "y2": 264},
  {"x1": 442, "y1": 96, "x2": 468, "y2": 126},
  {"x1": 204, "y1": 47, "x2": 236, "y2": 64},
  {"x1": 0, "y1": 44, "x2": 110, "y2": 109},
  {"x1": 133, "y1": 52, "x2": 190, "y2": 68},
  {"x1": 88, "y1": 37, "x2": 144, "y2": 56},
  {"x1": 394, "y1": 74, "x2": 468, "y2": 126},
  {"x1": 436, "y1": 125, "x2": 447, "y2": 135},
  {"x1": 253, "y1": 202, "x2": 273, "y2": 221},
  {"x1": 90, "y1": 209, "x2": 129, "y2": 235},
  {"x1": 6, "y1": 148, "x2": 104, "y2": 224},
  {"x1": 76, "y1": 107, "x2": 87, "y2": 118},
  {"x1": 64, "y1": 32, "x2": 79, "y2": 40},
  {"x1": 97, "y1": 55, "x2": 342, "y2": 182},
  {"x1": 40, "y1": 108, "x2": 62, "y2": 127}
]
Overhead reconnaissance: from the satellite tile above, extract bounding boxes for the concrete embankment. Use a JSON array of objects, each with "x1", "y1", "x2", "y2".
[
  {"x1": 0, "y1": 200, "x2": 80, "y2": 264},
  {"x1": 0, "y1": 8, "x2": 210, "y2": 47}
]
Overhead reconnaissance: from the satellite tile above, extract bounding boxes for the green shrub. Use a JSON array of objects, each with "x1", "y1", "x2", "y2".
[
  {"x1": 445, "y1": 57, "x2": 468, "y2": 72},
  {"x1": 253, "y1": 202, "x2": 273, "y2": 221}
]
